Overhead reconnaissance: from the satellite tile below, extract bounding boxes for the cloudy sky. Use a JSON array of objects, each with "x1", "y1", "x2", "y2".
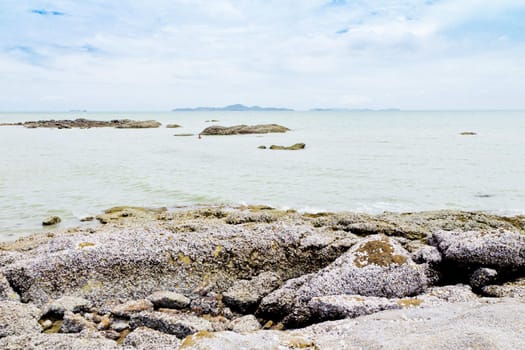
[{"x1": 1, "y1": 0, "x2": 524, "y2": 110}]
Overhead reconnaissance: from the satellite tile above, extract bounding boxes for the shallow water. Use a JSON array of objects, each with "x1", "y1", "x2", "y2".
[{"x1": 1, "y1": 110, "x2": 524, "y2": 240}]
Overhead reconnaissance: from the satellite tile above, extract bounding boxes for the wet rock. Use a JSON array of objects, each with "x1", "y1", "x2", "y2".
[
  {"x1": 61, "y1": 311, "x2": 96, "y2": 333},
  {"x1": 200, "y1": 124, "x2": 289, "y2": 136},
  {"x1": 0, "y1": 332, "x2": 118, "y2": 349},
  {"x1": 483, "y1": 277, "x2": 525, "y2": 298},
  {"x1": 469, "y1": 268, "x2": 498, "y2": 289},
  {"x1": 223, "y1": 272, "x2": 282, "y2": 313},
  {"x1": 112, "y1": 299, "x2": 154, "y2": 318},
  {"x1": 431, "y1": 229, "x2": 525, "y2": 269},
  {"x1": 129, "y1": 311, "x2": 213, "y2": 338},
  {"x1": 173, "y1": 133, "x2": 194, "y2": 136},
  {"x1": 0, "y1": 301, "x2": 41, "y2": 338},
  {"x1": 43, "y1": 216, "x2": 61, "y2": 226},
  {"x1": 257, "y1": 145, "x2": 267, "y2": 149},
  {"x1": 114, "y1": 120, "x2": 161, "y2": 128},
  {"x1": 228, "y1": 315, "x2": 261, "y2": 333},
  {"x1": 460, "y1": 131, "x2": 477, "y2": 135},
  {"x1": 166, "y1": 124, "x2": 181, "y2": 128},
  {"x1": 147, "y1": 291, "x2": 190, "y2": 309},
  {"x1": 43, "y1": 296, "x2": 92, "y2": 317},
  {"x1": 80, "y1": 216, "x2": 94, "y2": 222},
  {"x1": 269, "y1": 143, "x2": 306, "y2": 150},
  {"x1": 123, "y1": 326, "x2": 181, "y2": 349}
]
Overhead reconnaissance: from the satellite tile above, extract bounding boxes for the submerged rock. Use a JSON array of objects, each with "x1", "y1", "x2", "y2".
[
  {"x1": 166, "y1": 124, "x2": 181, "y2": 128},
  {"x1": 200, "y1": 124, "x2": 290, "y2": 135},
  {"x1": 173, "y1": 133, "x2": 194, "y2": 137},
  {"x1": 460, "y1": 131, "x2": 477, "y2": 135},
  {"x1": 269, "y1": 143, "x2": 306, "y2": 150}
]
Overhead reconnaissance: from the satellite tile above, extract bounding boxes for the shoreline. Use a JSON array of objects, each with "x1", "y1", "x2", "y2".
[{"x1": 0, "y1": 205, "x2": 524, "y2": 348}]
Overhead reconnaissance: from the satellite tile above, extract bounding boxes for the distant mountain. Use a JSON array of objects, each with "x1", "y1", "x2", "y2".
[{"x1": 173, "y1": 104, "x2": 294, "y2": 112}]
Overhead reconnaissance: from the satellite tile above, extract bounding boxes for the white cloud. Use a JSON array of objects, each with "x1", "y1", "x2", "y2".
[{"x1": 0, "y1": 0, "x2": 524, "y2": 110}]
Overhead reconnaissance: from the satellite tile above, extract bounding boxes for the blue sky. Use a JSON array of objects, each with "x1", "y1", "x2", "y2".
[{"x1": 1, "y1": 0, "x2": 525, "y2": 110}]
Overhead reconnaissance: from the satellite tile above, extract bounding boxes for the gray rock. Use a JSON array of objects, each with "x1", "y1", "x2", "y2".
[
  {"x1": 257, "y1": 274, "x2": 314, "y2": 318},
  {"x1": 147, "y1": 291, "x2": 190, "y2": 309},
  {"x1": 297, "y1": 235, "x2": 428, "y2": 300},
  {"x1": 123, "y1": 326, "x2": 181, "y2": 349},
  {"x1": 281, "y1": 235, "x2": 428, "y2": 326},
  {"x1": 43, "y1": 296, "x2": 92, "y2": 317},
  {"x1": 129, "y1": 311, "x2": 213, "y2": 338},
  {"x1": 61, "y1": 311, "x2": 96, "y2": 333},
  {"x1": 110, "y1": 319, "x2": 130, "y2": 332},
  {"x1": 112, "y1": 299, "x2": 154, "y2": 318},
  {"x1": 181, "y1": 299, "x2": 525, "y2": 349},
  {"x1": 190, "y1": 294, "x2": 219, "y2": 316},
  {"x1": 200, "y1": 124, "x2": 290, "y2": 136},
  {"x1": 483, "y1": 277, "x2": 525, "y2": 298},
  {"x1": 411, "y1": 245, "x2": 442, "y2": 265},
  {"x1": 0, "y1": 301, "x2": 41, "y2": 338},
  {"x1": 469, "y1": 267, "x2": 498, "y2": 289},
  {"x1": 0, "y1": 273, "x2": 19, "y2": 301},
  {"x1": 431, "y1": 229, "x2": 525, "y2": 269},
  {"x1": 308, "y1": 295, "x2": 400, "y2": 321},
  {"x1": 223, "y1": 272, "x2": 282, "y2": 313},
  {"x1": 269, "y1": 143, "x2": 306, "y2": 150},
  {"x1": 42, "y1": 216, "x2": 61, "y2": 226},
  {"x1": 0, "y1": 332, "x2": 118, "y2": 349},
  {"x1": 114, "y1": 120, "x2": 161, "y2": 128},
  {"x1": 228, "y1": 315, "x2": 261, "y2": 333}
]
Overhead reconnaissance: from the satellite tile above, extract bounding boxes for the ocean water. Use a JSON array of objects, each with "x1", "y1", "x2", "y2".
[{"x1": 1, "y1": 110, "x2": 524, "y2": 240}]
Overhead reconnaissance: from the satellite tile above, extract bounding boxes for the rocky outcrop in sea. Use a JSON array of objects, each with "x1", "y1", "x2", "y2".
[
  {"x1": 0, "y1": 119, "x2": 161, "y2": 129},
  {"x1": 1, "y1": 206, "x2": 524, "y2": 349},
  {"x1": 200, "y1": 124, "x2": 290, "y2": 135}
]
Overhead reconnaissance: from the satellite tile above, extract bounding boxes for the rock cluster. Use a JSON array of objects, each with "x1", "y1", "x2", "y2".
[
  {"x1": 200, "y1": 124, "x2": 290, "y2": 135},
  {"x1": 1, "y1": 118, "x2": 161, "y2": 129},
  {"x1": 0, "y1": 206, "x2": 524, "y2": 348}
]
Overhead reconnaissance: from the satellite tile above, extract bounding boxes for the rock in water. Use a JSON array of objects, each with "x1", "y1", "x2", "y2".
[
  {"x1": 200, "y1": 124, "x2": 289, "y2": 135},
  {"x1": 165, "y1": 124, "x2": 181, "y2": 128},
  {"x1": 115, "y1": 120, "x2": 161, "y2": 128},
  {"x1": 42, "y1": 216, "x2": 61, "y2": 226},
  {"x1": 269, "y1": 143, "x2": 306, "y2": 150}
]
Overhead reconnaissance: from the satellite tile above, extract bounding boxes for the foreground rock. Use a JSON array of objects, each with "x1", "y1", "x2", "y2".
[
  {"x1": 0, "y1": 301, "x2": 41, "y2": 337},
  {"x1": 0, "y1": 206, "x2": 525, "y2": 348},
  {"x1": 200, "y1": 124, "x2": 289, "y2": 135},
  {"x1": 182, "y1": 299, "x2": 525, "y2": 349},
  {"x1": 0, "y1": 118, "x2": 161, "y2": 129}
]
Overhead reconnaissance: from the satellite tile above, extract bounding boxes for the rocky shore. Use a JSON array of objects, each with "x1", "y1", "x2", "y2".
[
  {"x1": 1, "y1": 206, "x2": 525, "y2": 349},
  {"x1": 0, "y1": 119, "x2": 162, "y2": 129}
]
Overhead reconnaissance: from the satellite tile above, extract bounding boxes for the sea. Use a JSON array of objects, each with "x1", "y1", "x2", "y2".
[{"x1": 1, "y1": 110, "x2": 524, "y2": 241}]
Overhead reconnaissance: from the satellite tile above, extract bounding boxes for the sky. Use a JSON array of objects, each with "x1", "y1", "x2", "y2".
[{"x1": 1, "y1": 0, "x2": 525, "y2": 111}]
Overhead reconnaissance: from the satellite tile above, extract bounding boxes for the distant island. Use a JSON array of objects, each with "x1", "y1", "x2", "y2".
[{"x1": 172, "y1": 104, "x2": 294, "y2": 112}]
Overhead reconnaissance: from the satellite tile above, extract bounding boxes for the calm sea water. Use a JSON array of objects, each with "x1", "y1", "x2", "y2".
[{"x1": 1, "y1": 110, "x2": 524, "y2": 240}]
